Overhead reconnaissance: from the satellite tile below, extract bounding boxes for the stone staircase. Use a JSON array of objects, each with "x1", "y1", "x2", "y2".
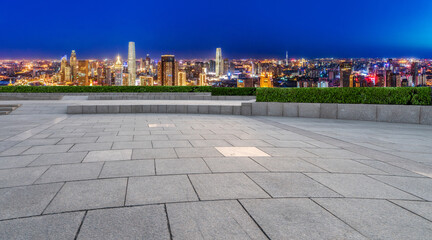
[{"x1": 0, "y1": 104, "x2": 21, "y2": 115}]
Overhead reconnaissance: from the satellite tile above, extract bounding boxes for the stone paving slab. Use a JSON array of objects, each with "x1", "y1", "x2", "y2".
[
  {"x1": 241, "y1": 198, "x2": 366, "y2": 239},
  {"x1": 189, "y1": 173, "x2": 270, "y2": 200},
  {"x1": 0, "y1": 183, "x2": 63, "y2": 220},
  {"x1": 45, "y1": 178, "x2": 127, "y2": 213},
  {"x1": 167, "y1": 200, "x2": 267, "y2": 240},
  {"x1": 315, "y1": 198, "x2": 432, "y2": 240},
  {"x1": 126, "y1": 175, "x2": 198, "y2": 205},
  {"x1": 78, "y1": 205, "x2": 170, "y2": 240},
  {"x1": 0, "y1": 212, "x2": 85, "y2": 240}
]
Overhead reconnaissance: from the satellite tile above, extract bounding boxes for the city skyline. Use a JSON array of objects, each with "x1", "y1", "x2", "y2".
[{"x1": 1, "y1": 0, "x2": 432, "y2": 59}]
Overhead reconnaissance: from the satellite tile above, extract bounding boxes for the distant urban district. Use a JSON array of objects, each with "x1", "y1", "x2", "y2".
[{"x1": 1, "y1": 42, "x2": 431, "y2": 88}]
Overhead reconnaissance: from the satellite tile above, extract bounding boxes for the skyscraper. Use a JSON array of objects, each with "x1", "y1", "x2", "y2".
[
  {"x1": 178, "y1": 71, "x2": 186, "y2": 86},
  {"x1": 215, "y1": 48, "x2": 223, "y2": 76},
  {"x1": 128, "y1": 42, "x2": 136, "y2": 86},
  {"x1": 114, "y1": 55, "x2": 123, "y2": 86},
  {"x1": 340, "y1": 62, "x2": 353, "y2": 87},
  {"x1": 70, "y1": 50, "x2": 78, "y2": 82},
  {"x1": 285, "y1": 51, "x2": 289, "y2": 66},
  {"x1": 158, "y1": 55, "x2": 178, "y2": 86},
  {"x1": 260, "y1": 72, "x2": 273, "y2": 88}
]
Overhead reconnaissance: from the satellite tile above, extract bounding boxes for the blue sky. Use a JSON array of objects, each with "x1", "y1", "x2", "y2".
[{"x1": 1, "y1": 0, "x2": 431, "y2": 59}]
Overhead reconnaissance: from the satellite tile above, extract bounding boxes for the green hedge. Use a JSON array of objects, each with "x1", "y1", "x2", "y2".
[
  {"x1": 0, "y1": 86, "x2": 256, "y2": 96},
  {"x1": 256, "y1": 87, "x2": 431, "y2": 105}
]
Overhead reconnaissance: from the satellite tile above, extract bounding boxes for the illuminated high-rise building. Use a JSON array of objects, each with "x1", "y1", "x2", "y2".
[
  {"x1": 340, "y1": 62, "x2": 353, "y2": 87},
  {"x1": 70, "y1": 50, "x2": 78, "y2": 81},
  {"x1": 198, "y1": 73, "x2": 206, "y2": 86},
  {"x1": 215, "y1": 48, "x2": 223, "y2": 76},
  {"x1": 158, "y1": 55, "x2": 178, "y2": 86},
  {"x1": 114, "y1": 55, "x2": 123, "y2": 86},
  {"x1": 128, "y1": 42, "x2": 136, "y2": 86},
  {"x1": 260, "y1": 72, "x2": 273, "y2": 88},
  {"x1": 178, "y1": 71, "x2": 186, "y2": 86},
  {"x1": 285, "y1": 51, "x2": 289, "y2": 66},
  {"x1": 77, "y1": 60, "x2": 89, "y2": 85}
]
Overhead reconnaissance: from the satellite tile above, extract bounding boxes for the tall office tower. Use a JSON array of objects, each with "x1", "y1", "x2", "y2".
[
  {"x1": 285, "y1": 51, "x2": 289, "y2": 66},
  {"x1": 106, "y1": 68, "x2": 112, "y2": 85},
  {"x1": 223, "y1": 59, "x2": 229, "y2": 75},
  {"x1": 215, "y1": 48, "x2": 223, "y2": 76},
  {"x1": 114, "y1": 55, "x2": 123, "y2": 86},
  {"x1": 77, "y1": 60, "x2": 89, "y2": 86},
  {"x1": 157, "y1": 55, "x2": 178, "y2": 86},
  {"x1": 60, "y1": 56, "x2": 68, "y2": 82},
  {"x1": 178, "y1": 71, "x2": 186, "y2": 86},
  {"x1": 198, "y1": 73, "x2": 206, "y2": 86},
  {"x1": 411, "y1": 62, "x2": 419, "y2": 86},
  {"x1": 260, "y1": 72, "x2": 273, "y2": 88},
  {"x1": 64, "y1": 66, "x2": 72, "y2": 82},
  {"x1": 70, "y1": 50, "x2": 78, "y2": 81},
  {"x1": 145, "y1": 54, "x2": 151, "y2": 73},
  {"x1": 209, "y1": 60, "x2": 216, "y2": 73},
  {"x1": 340, "y1": 62, "x2": 353, "y2": 87},
  {"x1": 128, "y1": 42, "x2": 136, "y2": 86}
]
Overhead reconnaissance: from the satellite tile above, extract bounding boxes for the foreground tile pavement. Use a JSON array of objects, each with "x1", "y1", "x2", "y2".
[{"x1": 0, "y1": 102, "x2": 432, "y2": 239}]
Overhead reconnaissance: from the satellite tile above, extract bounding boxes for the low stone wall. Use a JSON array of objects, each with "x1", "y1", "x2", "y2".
[
  {"x1": 0, "y1": 93, "x2": 63, "y2": 100},
  {"x1": 67, "y1": 104, "x2": 242, "y2": 115},
  {"x1": 248, "y1": 102, "x2": 432, "y2": 125},
  {"x1": 67, "y1": 102, "x2": 432, "y2": 125}
]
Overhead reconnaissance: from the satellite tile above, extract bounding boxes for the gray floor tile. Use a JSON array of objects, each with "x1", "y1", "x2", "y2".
[
  {"x1": 167, "y1": 200, "x2": 267, "y2": 240},
  {"x1": 248, "y1": 173, "x2": 341, "y2": 198},
  {"x1": 0, "y1": 155, "x2": 39, "y2": 169},
  {"x1": 355, "y1": 159, "x2": 422, "y2": 177},
  {"x1": 226, "y1": 139, "x2": 272, "y2": 147},
  {"x1": 306, "y1": 173, "x2": 420, "y2": 200},
  {"x1": 204, "y1": 157, "x2": 267, "y2": 173},
  {"x1": 111, "y1": 141, "x2": 152, "y2": 149},
  {"x1": 83, "y1": 149, "x2": 132, "y2": 162},
  {"x1": 252, "y1": 157, "x2": 326, "y2": 172},
  {"x1": 152, "y1": 140, "x2": 192, "y2": 148},
  {"x1": 190, "y1": 140, "x2": 232, "y2": 147},
  {"x1": 132, "y1": 148, "x2": 177, "y2": 159},
  {"x1": 175, "y1": 147, "x2": 223, "y2": 158},
  {"x1": 241, "y1": 198, "x2": 366, "y2": 240},
  {"x1": 57, "y1": 137, "x2": 98, "y2": 144},
  {"x1": 126, "y1": 175, "x2": 198, "y2": 205},
  {"x1": 391, "y1": 200, "x2": 432, "y2": 222},
  {"x1": 0, "y1": 212, "x2": 85, "y2": 240},
  {"x1": 315, "y1": 198, "x2": 432, "y2": 240},
  {"x1": 22, "y1": 144, "x2": 73, "y2": 155},
  {"x1": 69, "y1": 142, "x2": 112, "y2": 152},
  {"x1": 371, "y1": 175, "x2": 432, "y2": 201},
  {"x1": 303, "y1": 158, "x2": 386, "y2": 174},
  {"x1": 264, "y1": 140, "x2": 316, "y2": 148},
  {"x1": 29, "y1": 152, "x2": 88, "y2": 166},
  {"x1": 78, "y1": 205, "x2": 169, "y2": 240},
  {"x1": 0, "y1": 183, "x2": 63, "y2": 220},
  {"x1": 45, "y1": 178, "x2": 127, "y2": 213},
  {"x1": 156, "y1": 158, "x2": 211, "y2": 175},
  {"x1": 258, "y1": 147, "x2": 317, "y2": 158},
  {"x1": 304, "y1": 148, "x2": 370, "y2": 159},
  {"x1": 0, "y1": 166, "x2": 48, "y2": 188},
  {"x1": 189, "y1": 173, "x2": 270, "y2": 200},
  {"x1": 35, "y1": 162, "x2": 103, "y2": 184},
  {"x1": 99, "y1": 160, "x2": 154, "y2": 178}
]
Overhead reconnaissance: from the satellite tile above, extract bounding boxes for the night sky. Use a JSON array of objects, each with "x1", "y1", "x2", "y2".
[{"x1": 1, "y1": 0, "x2": 431, "y2": 59}]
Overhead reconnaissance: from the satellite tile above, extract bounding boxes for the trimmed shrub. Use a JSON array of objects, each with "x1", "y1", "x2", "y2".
[
  {"x1": 256, "y1": 87, "x2": 431, "y2": 105},
  {"x1": 0, "y1": 86, "x2": 256, "y2": 96}
]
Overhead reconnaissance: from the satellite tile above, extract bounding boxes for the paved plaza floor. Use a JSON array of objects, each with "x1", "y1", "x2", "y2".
[{"x1": 1, "y1": 100, "x2": 432, "y2": 239}]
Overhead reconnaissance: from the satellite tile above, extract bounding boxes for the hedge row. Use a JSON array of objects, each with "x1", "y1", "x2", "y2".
[
  {"x1": 0, "y1": 86, "x2": 256, "y2": 96},
  {"x1": 256, "y1": 87, "x2": 431, "y2": 105}
]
